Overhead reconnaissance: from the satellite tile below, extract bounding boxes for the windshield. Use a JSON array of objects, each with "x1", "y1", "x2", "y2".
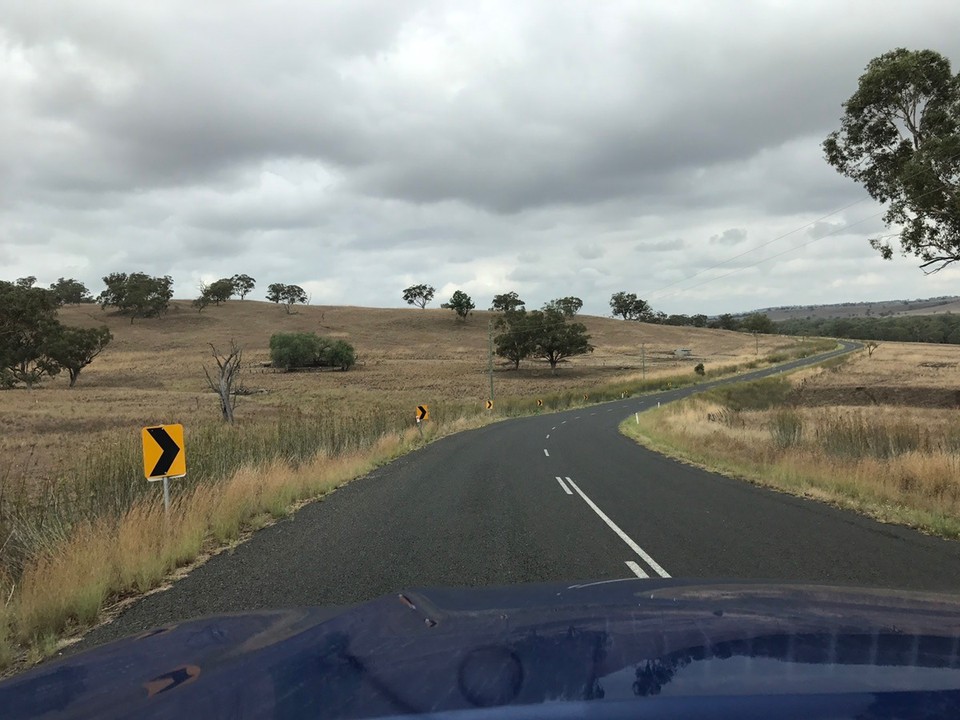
[{"x1": 2, "y1": 2, "x2": 960, "y2": 718}]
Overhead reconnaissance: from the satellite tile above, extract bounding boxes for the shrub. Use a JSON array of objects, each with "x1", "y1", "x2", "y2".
[
  {"x1": 270, "y1": 332, "x2": 322, "y2": 370},
  {"x1": 270, "y1": 333, "x2": 357, "y2": 371},
  {"x1": 694, "y1": 363, "x2": 705, "y2": 376}
]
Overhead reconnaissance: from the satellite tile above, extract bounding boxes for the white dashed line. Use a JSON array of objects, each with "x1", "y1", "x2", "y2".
[
  {"x1": 555, "y1": 476, "x2": 573, "y2": 494},
  {"x1": 543, "y1": 449, "x2": 550, "y2": 457},
  {"x1": 551, "y1": 426, "x2": 556, "y2": 430},
  {"x1": 546, "y1": 434, "x2": 550, "y2": 439},
  {"x1": 590, "y1": 412, "x2": 597, "y2": 416},
  {"x1": 565, "y1": 477, "x2": 670, "y2": 578},
  {"x1": 625, "y1": 561, "x2": 648, "y2": 578},
  {"x1": 561, "y1": 421, "x2": 567, "y2": 425}
]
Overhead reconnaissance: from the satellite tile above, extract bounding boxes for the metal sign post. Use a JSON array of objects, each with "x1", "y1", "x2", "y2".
[{"x1": 142, "y1": 424, "x2": 187, "y2": 515}]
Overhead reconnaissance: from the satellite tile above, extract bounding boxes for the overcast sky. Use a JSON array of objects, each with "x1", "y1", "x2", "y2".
[{"x1": 2, "y1": 1, "x2": 960, "y2": 316}]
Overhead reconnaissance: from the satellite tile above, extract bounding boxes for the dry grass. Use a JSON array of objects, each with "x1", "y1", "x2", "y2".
[
  {"x1": 0, "y1": 300, "x2": 801, "y2": 485},
  {"x1": 0, "y1": 300, "x2": 829, "y2": 672},
  {"x1": 1, "y1": 429, "x2": 423, "y2": 669},
  {"x1": 622, "y1": 351, "x2": 960, "y2": 540}
]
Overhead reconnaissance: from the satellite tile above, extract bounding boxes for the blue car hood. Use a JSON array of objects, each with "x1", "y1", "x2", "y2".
[{"x1": 5, "y1": 579, "x2": 960, "y2": 719}]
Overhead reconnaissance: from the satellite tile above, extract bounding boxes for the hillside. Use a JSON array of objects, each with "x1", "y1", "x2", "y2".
[
  {"x1": 745, "y1": 296, "x2": 960, "y2": 322},
  {"x1": 3, "y1": 300, "x2": 797, "y2": 484}
]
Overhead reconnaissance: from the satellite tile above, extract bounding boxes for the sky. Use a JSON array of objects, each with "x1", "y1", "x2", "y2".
[{"x1": 2, "y1": 0, "x2": 960, "y2": 316}]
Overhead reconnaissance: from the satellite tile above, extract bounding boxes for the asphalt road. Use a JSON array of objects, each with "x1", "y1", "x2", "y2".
[{"x1": 74, "y1": 341, "x2": 960, "y2": 651}]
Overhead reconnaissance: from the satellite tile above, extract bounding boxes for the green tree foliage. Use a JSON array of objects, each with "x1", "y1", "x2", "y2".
[
  {"x1": 490, "y1": 291, "x2": 525, "y2": 312},
  {"x1": 1, "y1": 280, "x2": 110, "y2": 387},
  {"x1": 824, "y1": 48, "x2": 960, "y2": 272},
  {"x1": 45, "y1": 326, "x2": 112, "y2": 387},
  {"x1": 740, "y1": 312, "x2": 776, "y2": 334},
  {"x1": 231, "y1": 273, "x2": 256, "y2": 300},
  {"x1": 691, "y1": 314, "x2": 708, "y2": 327},
  {"x1": 98, "y1": 272, "x2": 174, "y2": 323},
  {"x1": 777, "y1": 313, "x2": 960, "y2": 344},
  {"x1": 0, "y1": 280, "x2": 61, "y2": 387},
  {"x1": 266, "y1": 283, "x2": 308, "y2": 314},
  {"x1": 269, "y1": 332, "x2": 356, "y2": 371},
  {"x1": 448, "y1": 290, "x2": 475, "y2": 320},
  {"x1": 609, "y1": 291, "x2": 655, "y2": 321},
  {"x1": 531, "y1": 308, "x2": 593, "y2": 374},
  {"x1": 403, "y1": 284, "x2": 436, "y2": 309},
  {"x1": 708, "y1": 313, "x2": 742, "y2": 331},
  {"x1": 494, "y1": 308, "x2": 536, "y2": 369},
  {"x1": 49, "y1": 277, "x2": 93, "y2": 304},
  {"x1": 194, "y1": 278, "x2": 236, "y2": 311},
  {"x1": 15, "y1": 276, "x2": 36, "y2": 288},
  {"x1": 543, "y1": 296, "x2": 583, "y2": 317}
]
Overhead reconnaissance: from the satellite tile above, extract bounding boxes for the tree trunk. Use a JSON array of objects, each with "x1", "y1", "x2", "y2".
[
  {"x1": 69, "y1": 368, "x2": 79, "y2": 387},
  {"x1": 549, "y1": 357, "x2": 558, "y2": 375}
]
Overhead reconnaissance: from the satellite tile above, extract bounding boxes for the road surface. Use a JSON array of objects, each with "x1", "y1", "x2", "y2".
[{"x1": 74, "y1": 341, "x2": 960, "y2": 651}]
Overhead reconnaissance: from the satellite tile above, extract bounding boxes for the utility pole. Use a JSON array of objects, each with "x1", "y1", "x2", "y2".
[
  {"x1": 641, "y1": 342, "x2": 646, "y2": 380},
  {"x1": 488, "y1": 319, "x2": 495, "y2": 403},
  {"x1": 754, "y1": 332, "x2": 759, "y2": 355}
]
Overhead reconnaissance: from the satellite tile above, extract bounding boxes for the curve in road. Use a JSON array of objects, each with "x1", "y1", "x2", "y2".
[{"x1": 75, "y1": 341, "x2": 960, "y2": 651}]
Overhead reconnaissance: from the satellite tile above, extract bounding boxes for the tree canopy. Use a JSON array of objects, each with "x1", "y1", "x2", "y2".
[
  {"x1": 448, "y1": 290, "x2": 475, "y2": 320},
  {"x1": 403, "y1": 284, "x2": 436, "y2": 309},
  {"x1": 98, "y1": 272, "x2": 174, "y2": 322},
  {"x1": 1, "y1": 279, "x2": 111, "y2": 387},
  {"x1": 490, "y1": 291, "x2": 525, "y2": 313},
  {"x1": 266, "y1": 283, "x2": 308, "y2": 313},
  {"x1": 49, "y1": 277, "x2": 93, "y2": 304},
  {"x1": 824, "y1": 48, "x2": 960, "y2": 272},
  {"x1": 609, "y1": 292, "x2": 655, "y2": 321},
  {"x1": 543, "y1": 296, "x2": 583, "y2": 317}
]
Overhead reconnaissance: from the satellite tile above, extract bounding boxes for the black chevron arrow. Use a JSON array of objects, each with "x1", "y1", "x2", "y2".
[{"x1": 147, "y1": 427, "x2": 181, "y2": 477}]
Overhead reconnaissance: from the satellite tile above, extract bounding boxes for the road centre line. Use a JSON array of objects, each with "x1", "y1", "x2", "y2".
[
  {"x1": 544, "y1": 449, "x2": 550, "y2": 457},
  {"x1": 546, "y1": 434, "x2": 550, "y2": 439},
  {"x1": 625, "y1": 561, "x2": 648, "y2": 578},
  {"x1": 555, "y1": 476, "x2": 573, "y2": 494},
  {"x1": 565, "y1": 477, "x2": 671, "y2": 578}
]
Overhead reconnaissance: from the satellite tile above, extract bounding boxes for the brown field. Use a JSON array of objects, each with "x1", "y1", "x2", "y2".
[
  {"x1": 1, "y1": 299, "x2": 794, "y2": 485},
  {"x1": 623, "y1": 341, "x2": 960, "y2": 538}
]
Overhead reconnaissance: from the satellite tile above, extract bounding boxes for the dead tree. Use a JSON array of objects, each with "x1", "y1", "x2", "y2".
[
  {"x1": 865, "y1": 341, "x2": 880, "y2": 358},
  {"x1": 203, "y1": 341, "x2": 242, "y2": 423}
]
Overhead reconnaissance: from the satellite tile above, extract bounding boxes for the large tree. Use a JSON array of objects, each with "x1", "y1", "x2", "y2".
[
  {"x1": 543, "y1": 296, "x2": 583, "y2": 317},
  {"x1": 403, "y1": 284, "x2": 436, "y2": 309},
  {"x1": 46, "y1": 326, "x2": 112, "y2": 387},
  {"x1": 448, "y1": 290, "x2": 475, "y2": 321},
  {"x1": 231, "y1": 274, "x2": 256, "y2": 300},
  {"x1": 490, "y1": 291, "x2": 525, "y2": 313},
  {"x1": 49, "y1": 277, "x2": 93, "y2": 304},
  {"x1": 609, "y1": 292, "x2": 655, "y2": 321},
  {"x1": 266, "y1": 283, "x2": 308, "y2": 314},
  {"x1": 98, "y1": 272, "x2": 174, "y2": 322},
  {"x1": 824, "y1": 48, "x2": 960, "y2": 272},
  {"x1": 0, "y1": 280, "x2": 62, "y2": 387},
  {"x1": 494, "y1": 308, "x2": 536, "y2": 369},
  {"x1": 531, "y1": 308, "x2": 593, "y2": 374}
]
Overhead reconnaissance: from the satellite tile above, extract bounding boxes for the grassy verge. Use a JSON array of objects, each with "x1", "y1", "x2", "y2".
[
  {"x1": 0, "y1": 338, "x2": 836, "y2": 671},
  {"x1": 620, "y1": 357, "x2": 960, "y2": 541}
]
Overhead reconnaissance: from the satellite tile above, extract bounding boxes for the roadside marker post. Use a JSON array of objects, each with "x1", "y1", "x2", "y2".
[
  {"x1": 486, "y1": 400, "x2": 494, "y2": 411},
  {"x1": 142, "y1": 424, "x2": 187, "y2": 514},
  {"x1": 416, "y1": 405, "x2": 429, "y2": 437}
]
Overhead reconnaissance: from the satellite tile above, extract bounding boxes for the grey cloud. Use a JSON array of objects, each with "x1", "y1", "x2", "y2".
[
  {"x1": 710, "y1": 228, "x2": 748, "y2": 246},
  {"x1": 576, "y1": 243, "x2": 603, "y2": 260},
  {"x1": 3, "y1": 1, "x2": 960, "y2": 316}
]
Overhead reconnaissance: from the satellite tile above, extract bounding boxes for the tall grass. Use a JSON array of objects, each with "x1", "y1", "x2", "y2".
[
  {"x1": 623, "y1": 396, "x2": 960, "y2": 541},
  {"x1": 0, "y1": 337, "x2": 836, "y2": 671}
]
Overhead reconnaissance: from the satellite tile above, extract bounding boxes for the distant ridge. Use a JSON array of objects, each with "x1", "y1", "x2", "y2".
[{"x1": 740, "y1": 296, "x2": 960, "y2": 322}]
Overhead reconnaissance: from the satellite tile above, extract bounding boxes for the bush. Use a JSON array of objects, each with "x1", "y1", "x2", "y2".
[
  {"x1": 270, "y1": 333, "x2": 323, "y2": 370},
  {"x1": 694, "y1": 363, "x2": 705, "y2": 376},
  {"x1": 269, "y1": 333, "x2": 356, "y2": 371}
]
